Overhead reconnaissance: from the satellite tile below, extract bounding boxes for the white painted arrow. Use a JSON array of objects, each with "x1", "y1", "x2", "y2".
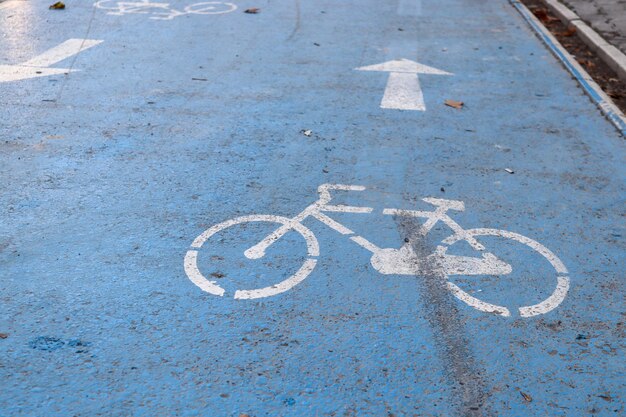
[
  {"x1": 0, "y1": 39, "x2": 103, "y2": 83},
  {"x1": 355, "y1": 58, "x2": 452, "y2": 111}
]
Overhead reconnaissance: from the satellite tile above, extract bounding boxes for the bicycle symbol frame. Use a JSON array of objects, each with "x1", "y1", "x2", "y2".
[{"x1": 184, "y1": 184, "x2": 570, "y2": 318}]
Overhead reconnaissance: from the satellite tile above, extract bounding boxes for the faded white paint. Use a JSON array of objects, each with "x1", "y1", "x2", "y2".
[
  {"x1": 441, "y1": 228, "x2": 569, "y2": 317},
  {"x1": 186, "y1": 215, "x2": 319, "y2": 299},
  {"x1": 0, "y1": 39, "x2": 103, "y2": 83},
  {"x1": 0, "y1": 0, "x2": 25, "y2": 11},
  {"x1": 184, "y1": 184, "x2": 570, "y2": 317},
  {"x1": 356, "y1": 59, "x2": 452, "y2": 111},
  {"x1": 234, "y1": 259, "x2": 317, "y2": 300},
  {"x1": 94, "y1": 0, "x2": 237, "y2": 20},
  {"x1": 22, "y1": 39, "x2": 102, "y2": 67},
  {"x1": 519, "y1": 276, "x2": 570, "y2": 317},
  {"x1": 447, "y1": 282, "x2": 511, "y2": 317},
  {"x1": 381, "y1": 72, "x2": 426, "y2": 111},
  {"x1": 356, "y1": 59, "x2": 451, "y2": 75}
]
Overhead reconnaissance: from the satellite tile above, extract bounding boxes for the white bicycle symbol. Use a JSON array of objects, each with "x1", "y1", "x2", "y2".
[
  {"x1": 184, "y1": 184, "x2": 570, "y2": 318},
  {"x1": 94, "y1": 0, "x2": 237, "y2": 20}
]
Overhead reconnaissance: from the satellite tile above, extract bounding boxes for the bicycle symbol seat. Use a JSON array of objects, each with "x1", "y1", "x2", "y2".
[{"x1": 184, "y1": 184, "x2": 570, "y2": 318}]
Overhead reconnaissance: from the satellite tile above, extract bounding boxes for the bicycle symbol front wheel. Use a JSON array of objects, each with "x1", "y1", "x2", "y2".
[
  {"x1": 438, "y1": 228, "x2": 570, "y2": 317},
  {"x1": 184, "y1": 215, "x2": 319, "y2": 299}
]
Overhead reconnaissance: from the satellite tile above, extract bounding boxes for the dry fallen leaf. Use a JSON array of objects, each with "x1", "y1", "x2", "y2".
[
  {"x1": 561, "y1": 26, "x2": 577, "y2": 37},
  {"x1": 576, "y1": 58, "x2": 595, "y2": 69},
  {"x1": 49, "y1": 1, "x2": 65, "y2": 9},
  {"x1": 532, "y1": 8, "x2": 558, "y2": 24},
  {"x1": 244, "y1": 8, "x2": 260, "y2": 14},
  {"x1": 520, "y1": 391, "x2": 532, "y2": 402},
  {"x1": 444, "y1": 99, "x2": 464, "y2": 109}
]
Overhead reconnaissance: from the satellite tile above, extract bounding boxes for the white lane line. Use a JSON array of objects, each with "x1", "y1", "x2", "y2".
[
  {"x1": 22, "y1": 39, "x2": 103, "y2": 67},
  {"x1": 0, "y1": 65, "x2": 72, "y2": 83},
  {"x1": 0, "y1": 39, "x2": 103, "y2": 83}
]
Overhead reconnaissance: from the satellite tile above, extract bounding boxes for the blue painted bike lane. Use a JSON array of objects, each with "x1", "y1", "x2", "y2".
[{"x1": 0, "y1": 0, "x2": 624, "y2": 415}]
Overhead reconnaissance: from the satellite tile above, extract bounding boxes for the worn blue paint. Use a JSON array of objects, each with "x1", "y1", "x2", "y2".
[{"x1": 0, "y1": 0, "x2": 624, "y2": 416}]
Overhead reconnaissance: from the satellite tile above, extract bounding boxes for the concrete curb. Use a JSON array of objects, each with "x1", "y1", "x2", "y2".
[
  {"x1": 542, "y1": 0, "x2": 626, "y2": 83},
  {"x1": 510, "y1": 1, "x2": 626, "y2": 136}
]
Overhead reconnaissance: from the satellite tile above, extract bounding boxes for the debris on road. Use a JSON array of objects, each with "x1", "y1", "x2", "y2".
[
  {"x1": 520, "y1": 391, "x2": 533, "y2": 402},
  {"x1": 576, "y1": 58, "x2": 595, "y2": 69},
  {"x1": 561, "y1": 26, "x2": 577, "y2": 37},
  {"x1": 29, "y1": 336, "x2": 65, "y2": 351},
  {"x1": 532, "y1": 8, "x2": 558, "y2": 24},
  {"x1": 0, "y1": 333, "x2": 8, "y2": 339},
  {"x1": 444, "y1": 99, "x2": 464, "y2": 109},
  {"x1": 244, "y1": 8, "x2": 260, "y2": 14},
  {"x1": 505, "y1": 168, "x2": 515, "y2": 174},
  {"x1": 48, "y1": 1, "x2": 65, "y2": 9},
  {"x1": 302, "y1": 129, "x2": 312, "y2": 137}
]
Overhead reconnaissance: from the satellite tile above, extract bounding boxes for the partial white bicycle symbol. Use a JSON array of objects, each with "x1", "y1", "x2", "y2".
[
  {"x1": 185, "y1": 184, "x2": 570, "y2": 317},
  {"x1": 94, "y1": 0, "x2": 237, "y2": 20}
]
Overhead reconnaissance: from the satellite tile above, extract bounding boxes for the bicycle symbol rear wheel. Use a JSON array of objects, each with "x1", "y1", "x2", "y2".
[{"x1": 184, "y1": 215, "x2": 319, "y2": 299}]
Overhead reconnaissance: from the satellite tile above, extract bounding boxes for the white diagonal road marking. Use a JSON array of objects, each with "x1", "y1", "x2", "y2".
[{"x1": 0, "y1": 39, "x2": 103, "y2": 83}]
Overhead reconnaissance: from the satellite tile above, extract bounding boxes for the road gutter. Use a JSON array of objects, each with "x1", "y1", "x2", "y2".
[
  {"x1": 510, "y1": 0, "x2": 626, "y2": 136},
  {"x1": 541, "y1": 0, "x2": 626, "y2": 83}
]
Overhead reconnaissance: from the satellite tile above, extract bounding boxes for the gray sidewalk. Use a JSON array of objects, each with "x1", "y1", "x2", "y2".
[{"x1": 563, "y1": 0, "x2": 626, "y2": 54}]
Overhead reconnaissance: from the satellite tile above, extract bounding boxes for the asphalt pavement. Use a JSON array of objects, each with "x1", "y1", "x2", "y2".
[{"x1": 0, "y1": 0, "x2": 625, "y2": 415}]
